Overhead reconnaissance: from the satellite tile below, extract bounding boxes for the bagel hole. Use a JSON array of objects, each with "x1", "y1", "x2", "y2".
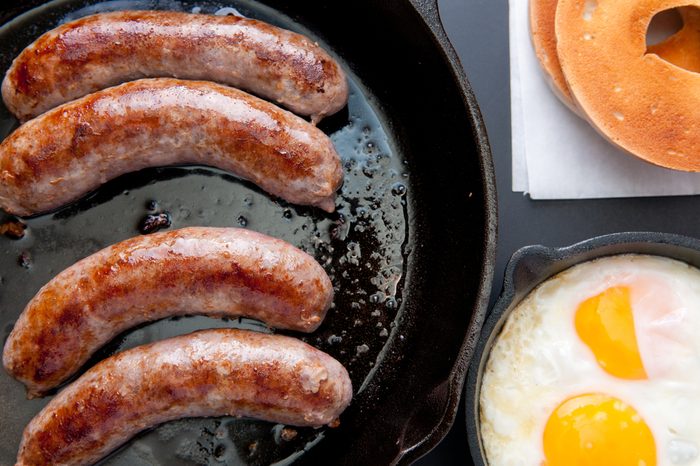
[{"x1": 646, "y1": 8, "x2": 683, "y2": 46}]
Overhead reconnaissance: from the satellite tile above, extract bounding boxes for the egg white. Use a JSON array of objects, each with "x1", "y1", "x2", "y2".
[{"x1": 479, "y1": 254, "x2": 700, "y2": 466}]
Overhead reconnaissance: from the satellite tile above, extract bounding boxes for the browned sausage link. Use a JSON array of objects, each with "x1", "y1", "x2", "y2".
[
  {"x1": 2, "y1": 227, "x2": 334, "y2": 397},
  {"x1": 0, "y1": 78, "x2": 343, "y2": 217},
  {"x1": 15, "y1": 329, "x2": 353, "y2": 466},
  {"x1": 1, "y1": 10, "x2": 349, "y2": 122}
]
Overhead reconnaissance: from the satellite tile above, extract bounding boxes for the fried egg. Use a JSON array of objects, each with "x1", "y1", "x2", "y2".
[{"x1": 479, "y1": 254, "x2": 700, "y2": 466}]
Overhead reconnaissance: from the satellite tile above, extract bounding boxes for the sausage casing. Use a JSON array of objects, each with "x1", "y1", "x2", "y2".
[
  {"x1": 14, "y1": 329, "x2": 353, "y2": 466},
  {"x1": 3, "y1": 227, "x2": 334, "y2": 397},
  {"x1": 0, "y1": 78, "x2": 343, "y2": 216},
  {"x1": 1, "y1": 10, "x2": 349, "y2": 122}
]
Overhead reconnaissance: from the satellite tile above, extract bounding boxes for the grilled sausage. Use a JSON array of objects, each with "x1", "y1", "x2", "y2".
[
  {"x1": 3, "y1": 227, "x2": 334, "y2": 397},
  {"x1": 0, "y1": 78, "x2": 343, "y2": 217},
  {"x1": 15, "y1": 329, "x2": 353, "y2": 466},
  {"x1": 1, "y1": 10, "x2": 349, "y2": 122}
]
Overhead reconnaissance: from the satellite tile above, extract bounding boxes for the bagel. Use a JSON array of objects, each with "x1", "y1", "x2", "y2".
[
  {"x1": 555, "y1": 0, "x2": 700, "y2": 170},
  {"x1": 530, "y1": 0, "x2": 579, "y2": 111},
  {"x1": 647, "y1": 6, "x2": 700, "y2": 73},
  {"x1": 531, "y1": 0, "x2": 700, "y2": 113}
]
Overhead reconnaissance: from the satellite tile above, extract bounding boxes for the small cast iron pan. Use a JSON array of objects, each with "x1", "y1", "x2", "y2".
[
  {"x1": 0, "y1": 0, "x2": 497, "y2": 465},
  {"x1": 465, "y1": 231, "x2": 700, "y2": 465}
]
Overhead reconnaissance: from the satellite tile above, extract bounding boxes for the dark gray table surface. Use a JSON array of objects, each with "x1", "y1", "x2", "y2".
[
  {"x1": 419, "y1": 0, "x2": 700, "y2": 464},
  {"x1": 0, "y1": 1, "x2": 695, "y2": 464}
]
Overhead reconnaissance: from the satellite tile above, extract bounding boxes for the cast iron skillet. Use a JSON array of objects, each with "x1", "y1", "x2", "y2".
[
  {"x1": 465, "y1": 231, "x2": 700, "y2": 465},
  {"x1": 0, "y1": 0, "x2": 496, "y2": 464}
]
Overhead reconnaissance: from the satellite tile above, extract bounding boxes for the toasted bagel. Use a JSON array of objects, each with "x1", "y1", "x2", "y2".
[
  {"x1": 530, "y1": 0, "x2": 579, "y2": 111},
  {"x1": 531, "y1": 0, "x2": 700, "y2": 114},
  {"x1": 556, "y1": 0, "x2": 700, "y2": 170}
]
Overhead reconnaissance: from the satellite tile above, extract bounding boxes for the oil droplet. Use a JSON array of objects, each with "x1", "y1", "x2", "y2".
[
  {"x1": 327, "y1": 335, "x2": 342, "y2": 345},
  {"x1": 346, "y1": 242, "x2": 361, "y2": 266},
  {"x1": 237, "y1": 216, "x2": 248, "y2": 227},
  {"x1": 362, "y1": 166, "x2": 377, "y2": 178},
  {"x1": 392, "y1": 183, "x2": 407, "y2": 196}
]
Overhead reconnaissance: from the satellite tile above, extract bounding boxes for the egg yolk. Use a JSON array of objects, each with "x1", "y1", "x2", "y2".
[
  {"x1": 575, "y1": 286, "x2": 647, "y2": 380},
  {"x1": 543, "y1": 393, "x2": 656, "y2": 466}
]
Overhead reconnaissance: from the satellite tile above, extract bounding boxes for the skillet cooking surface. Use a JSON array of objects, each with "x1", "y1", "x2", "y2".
[{"x1": 0, "y1": 1, "x2": 495, "y2": 464}]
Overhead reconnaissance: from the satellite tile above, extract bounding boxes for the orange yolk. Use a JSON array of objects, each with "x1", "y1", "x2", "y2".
[
  {"x1": 575, "y1": 286, "x2": 647, "y2": 380},
  {"x1": 543, "y1": 393, "x2": 656, "y2": 466}
]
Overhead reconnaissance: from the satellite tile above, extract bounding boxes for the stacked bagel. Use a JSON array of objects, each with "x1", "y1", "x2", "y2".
[{"x1": 530, "y1": 0, "x2": 700, "y2": 171}]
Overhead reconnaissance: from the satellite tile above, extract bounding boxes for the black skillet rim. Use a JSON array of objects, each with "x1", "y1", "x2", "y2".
[
  {"x1": 465, "y1": 231, "x2": 700, "y2": 466},
  {"x1": 0, "y1": 0, "x2": 498, "y2": 463},
  {"x1": 398, "y1": 0, "x2": 497, "y2": 463}
]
